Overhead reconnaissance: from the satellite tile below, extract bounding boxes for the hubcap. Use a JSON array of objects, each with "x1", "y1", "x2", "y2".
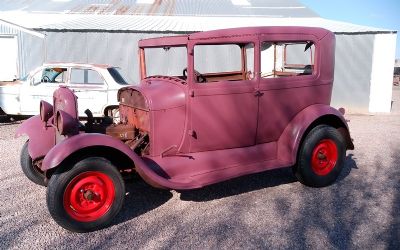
[
  {"x1": 63, "y1": 171, "x2": 115, "y2": 222},
  {"x1": 311, "y1": 139, "x2": 338, "y2": 176}
]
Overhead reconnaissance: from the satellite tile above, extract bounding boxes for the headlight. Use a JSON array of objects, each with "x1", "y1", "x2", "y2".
[
  {"x1": 40, "y1": 101, "x2": 53, "y2": 122},
  {"x1": 56, "y1": 110, "x2": 78, "y2": 136}
]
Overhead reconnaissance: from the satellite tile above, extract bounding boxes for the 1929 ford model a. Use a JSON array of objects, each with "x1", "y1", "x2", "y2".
[{"x1": 16, "y1": 27, "x2": 353, "y2": 232}]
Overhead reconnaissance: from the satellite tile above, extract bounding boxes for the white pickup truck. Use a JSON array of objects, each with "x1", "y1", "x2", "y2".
[{"x1": 0, "y1": 63, "x2": 130, "y2": 119}]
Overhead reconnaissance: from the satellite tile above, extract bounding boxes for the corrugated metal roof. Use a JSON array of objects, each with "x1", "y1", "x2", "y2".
[
  {"x1": 0, "y1": 0, "x2": 319, "y2": 18},
  {"x1": 0, "y1": 13, "x2": 395, "y2": 34}
]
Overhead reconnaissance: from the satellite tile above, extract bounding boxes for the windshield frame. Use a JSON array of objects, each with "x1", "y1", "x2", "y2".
[
  {"x1": 139, "y1": 45, "x2": 188, "y2": 80},
  {"x1": 107, "y1": 67, "x2": 128, "y2": 85}
]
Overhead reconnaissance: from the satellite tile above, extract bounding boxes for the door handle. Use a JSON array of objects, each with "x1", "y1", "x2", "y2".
[{"x1": 254, "y1": 90, "x2": 263, "y2": 97}]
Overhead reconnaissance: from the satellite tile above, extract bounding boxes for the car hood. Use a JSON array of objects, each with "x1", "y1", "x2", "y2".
[{"x1": 118, "y1": 77, "x2": 187, "y2": 111}]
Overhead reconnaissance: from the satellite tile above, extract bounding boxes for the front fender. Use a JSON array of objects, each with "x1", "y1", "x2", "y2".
[
  {"x1": 277, "y1": 104, "x2": 352, "y2": 165},
  {"x1": 41, "y1": 133, "x2": 192, "y2": 190},
  {"x1": 15, "y1": 115, "x2": 56, "y2": 160}
]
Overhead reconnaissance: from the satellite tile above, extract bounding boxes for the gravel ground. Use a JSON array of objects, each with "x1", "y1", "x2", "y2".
[{"x1": 0, "y1": 87, "x2": 399, "y2": 249}]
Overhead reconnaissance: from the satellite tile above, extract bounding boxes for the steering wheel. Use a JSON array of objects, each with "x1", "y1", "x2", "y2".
[
  {"x1": 42, "y1": 75, "x2": 51, "y2": 82},
  {"x1": 183, "y1": 67, "x2": 206, "y2": 83}
]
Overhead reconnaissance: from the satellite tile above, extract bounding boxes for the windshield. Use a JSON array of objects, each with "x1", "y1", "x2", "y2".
[
  {"x1": 107, "y1": 67, "x2": 128, "y2": 85},
  {"x1": 144, "y1": 46, "x2": 187, "y2": 78}
]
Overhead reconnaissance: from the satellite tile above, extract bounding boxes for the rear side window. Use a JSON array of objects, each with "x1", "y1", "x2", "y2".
[
  {"x1": 70, "y1": 69, "x2": 104, "y2": 85},
  {"x1": 261, "y1": 41, "x2": 315, "y2": 78}
]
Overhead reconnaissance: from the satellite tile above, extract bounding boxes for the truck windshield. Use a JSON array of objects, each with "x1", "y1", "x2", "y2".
[
  {"x1": 144, "y1": 46, "x2": 187, "y2": 79},
  {"x1": 107, "y1": 67, "x2": 128, "y2": 85}
]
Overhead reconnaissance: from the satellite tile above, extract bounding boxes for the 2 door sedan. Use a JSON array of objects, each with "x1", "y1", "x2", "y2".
[{"x1": 0, "y1": 63, "x2": 129, "y2": 118}]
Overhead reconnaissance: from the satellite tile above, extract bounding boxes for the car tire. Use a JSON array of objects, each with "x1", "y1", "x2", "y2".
[
  {"x1": 47, "y1": 157, "x2": 125, "y2": 232},
  {"x1": 20, "y1": 141, "x2": 46, "y2": 186},
  {"x1": 294, "y1": 125, "x2": 346, "y2": 187}
]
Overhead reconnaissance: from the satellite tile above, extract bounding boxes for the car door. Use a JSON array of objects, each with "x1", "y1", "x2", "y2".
[
  {"x1": 68, "y1": 67, "x2": 108, "y2": 117},
  {"x1": 256, "y1": 36, "x2": 322, "y2": 144},
  {"x1": 189, "y1": 43, "x2": 258, "y2": 152},
  {"x1": 20, "y1": 66, "x2": 67, "y2": 114}
]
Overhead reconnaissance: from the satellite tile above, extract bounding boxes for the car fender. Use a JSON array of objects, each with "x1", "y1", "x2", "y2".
[
  {"x1": 41, "y1": 133, "x2": 193, "y2": 189},
  {"x1": 277, "y1": 104, "x2": 352, "y2": 165},
  {"x1": 15, "y1": 115, "x2": 56, "y2": 160}
]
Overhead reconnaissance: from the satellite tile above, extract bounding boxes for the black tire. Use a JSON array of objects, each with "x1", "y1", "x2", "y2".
[
  {"x1": 20, "y1": 141, "x2": 46, "y2": 186},
  {"x1": 47, "y1": 157, "x2": 125, "y2": 232},
  {"x1": 294, "y1": 125, "x2": 346, "y2": 187}
]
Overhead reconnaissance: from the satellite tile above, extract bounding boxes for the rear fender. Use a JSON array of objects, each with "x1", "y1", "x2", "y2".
[
  {"x1": 15, "y1": 115, "x2": 56, "y2": 160},
  {"x1": 41, "y1": 133, "x2": 185, "y2": 189},
  {"x1": 277, "y1": 104, "x2": 353, "y2": 165}
]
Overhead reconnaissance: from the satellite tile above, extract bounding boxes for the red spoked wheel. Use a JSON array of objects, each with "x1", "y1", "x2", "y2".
[
  {"x1": 311, "y1": 139, "x2": 338, "y2": 176},
  {"x1": 47, "y1": 157, "x2": 125, "y2": 232},
  {"x1": 63, "y1": 171, "x2": 115, "y2": 222}
]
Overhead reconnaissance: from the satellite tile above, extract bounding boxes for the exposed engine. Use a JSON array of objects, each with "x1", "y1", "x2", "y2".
[{"x1": 105, "y1": 88, "x2": 150, "y2": 156}]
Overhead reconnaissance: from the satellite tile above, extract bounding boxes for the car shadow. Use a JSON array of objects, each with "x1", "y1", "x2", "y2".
[
  {"x1": 111, "y1": 154, "x2": 356, "y2": 225},
  {"x1": 111, "y1": 176, "x2": 173, "y2": 225},
  {"x1": 179, "y1": 154, "x2": 356, "y2": 202}
]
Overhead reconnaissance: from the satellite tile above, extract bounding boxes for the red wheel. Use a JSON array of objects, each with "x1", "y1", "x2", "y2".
[
  {"x1": 294, "y1": 125, "x2": 346, "y2": 187},
  {"x1": 63, "y1": 171, "x2": 116, "y2": 222},
  {"x1": 47, "y1": 157, "x2": 125, "y2": 232},
  {"x1": 311, "y1": 139, "x2": 338, "y2": 176}
]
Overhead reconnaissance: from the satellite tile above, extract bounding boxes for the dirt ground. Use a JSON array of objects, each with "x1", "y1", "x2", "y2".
[{"x1": 0, "y1": 87, "x2": 399, "y2": 249}]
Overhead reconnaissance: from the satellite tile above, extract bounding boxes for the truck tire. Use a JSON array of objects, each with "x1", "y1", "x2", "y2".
[
  {"x1": 20, "y1": 141, "x2": 46, "y2": 186},
  {"x1": 294, "y1": 125, "x2": 346, "y2": 187},
  {"x1": 46, "y1": 157, "x2": 125, "y2": 232}
]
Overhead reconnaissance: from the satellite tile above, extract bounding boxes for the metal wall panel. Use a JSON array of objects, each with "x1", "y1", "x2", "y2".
[
  {"x1": 331, "y1": 34, "x2": 375, "y2": 112},
  {"x1": 0, "y1": 23, "x2": 44, "y2": 78}
]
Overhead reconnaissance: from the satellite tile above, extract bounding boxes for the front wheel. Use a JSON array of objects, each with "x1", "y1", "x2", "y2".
[
  {"x1": 20, "y1": 141, "x2": 46, "y2": 186},
  {"x1": 294, "y1": 125, "x2": 346, "y2": 187},
  {"x1": 47, "y1": 157, "x2": 125, "y2": 232}
]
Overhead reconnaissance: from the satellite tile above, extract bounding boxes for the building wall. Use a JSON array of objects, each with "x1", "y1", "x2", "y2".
[
  {"x1": 1, "y1": 27, "x2": 395, "y2": 113},
  {"x1": 0, "y1": 22, "x2": 45, "y2": 79},
  {"x1": 43, "y1": 31, "x2": 164, "y2": 83},
  {"x1": 368, "y1": 33, "x2": 397, "y2": 112},
  {"x1": 330, "y1": 34, "x2": 375, "y2": 113}
]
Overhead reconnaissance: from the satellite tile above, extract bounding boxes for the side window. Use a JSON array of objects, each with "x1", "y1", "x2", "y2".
[
  {"x1": 261, "y1": 41, "x2": 315, "y2": 78},
  {"x1": 193, "y1": 43, "x2": 254, "y2": 83},
  {"x1": 70, "y1": 69, "x2": 104, "y2": 85},
  {"x1": 31, "y1": 68, "x2": 67, "y2": 85}
]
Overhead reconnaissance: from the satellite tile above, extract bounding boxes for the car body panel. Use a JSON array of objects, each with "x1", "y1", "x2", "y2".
[{"x1": 15, "y1": 115, "x2": 56, "y2": 160}]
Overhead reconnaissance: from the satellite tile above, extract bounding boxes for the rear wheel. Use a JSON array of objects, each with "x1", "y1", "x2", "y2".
[
  {"x1": 47, "y1": 157, "x2": 125, "y2": 232},
  {"x1": 20, "y1": 141, "x2": 46, "y2": 186},
  {"x1": 294, "y1": 125, "x2": 346, "y2": 187}
]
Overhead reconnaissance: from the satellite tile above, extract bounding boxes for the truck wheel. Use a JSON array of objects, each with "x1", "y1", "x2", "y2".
[
  {"x1": 20, "y1": 141, "x2": 46, "y2": 186},
  {"x1": 294, "y1": 125, "x2": 346, "y2": 187},
  {"x1": 47, "y1": 157, "x2": 125, "y2": 232}
]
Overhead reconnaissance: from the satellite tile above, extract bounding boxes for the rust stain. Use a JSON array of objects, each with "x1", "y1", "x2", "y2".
[
  {"x1": 133, "y1": 5, "x2": 145, "y2": 15},
  {"x1": 148, "y1": 0, "x2": 162, "y2": 15},
  {"x1": 164, "y1": 0, "x2": 176, "y2": 16},
  {"x1": 115, "y1": 5, "x2": 130, "y2": 15}
]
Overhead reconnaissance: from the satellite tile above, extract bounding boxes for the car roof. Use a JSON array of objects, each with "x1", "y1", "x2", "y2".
[{"x1": 139, "y1": 26, "x2": 330, "y2": 47}]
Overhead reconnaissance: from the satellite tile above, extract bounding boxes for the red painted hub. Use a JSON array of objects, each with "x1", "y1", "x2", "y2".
[
  {"x1": 63, "y1": 171, "x2": 115, "y2": 222},
  {"x1": 311, "y1": 139, "x2": 338, "y2": 176}
]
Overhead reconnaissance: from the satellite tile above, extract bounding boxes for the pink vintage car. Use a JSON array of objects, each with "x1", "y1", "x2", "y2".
[{"x1": 16, "y1": 26, "x2": 353, "y2": 232}]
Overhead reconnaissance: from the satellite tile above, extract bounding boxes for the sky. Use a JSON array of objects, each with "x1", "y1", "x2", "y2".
[{"x1": 300, "y1": 0, "x2": 400, "y2": 59}]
